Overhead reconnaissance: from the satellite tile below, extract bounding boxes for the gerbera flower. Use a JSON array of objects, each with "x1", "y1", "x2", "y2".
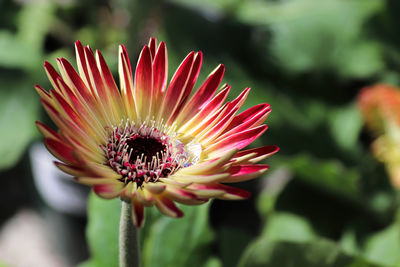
[{"x1": 35, "y1": 38, "x2": 278, "y2": 227}]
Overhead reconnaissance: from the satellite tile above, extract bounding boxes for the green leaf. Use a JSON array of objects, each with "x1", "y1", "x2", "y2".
[
  {"x1": 0, "y1": 79, "x2": 39, "y2": 170},
  {"x1": 238, "y1": 238, "x2": 381, "y2": 267},
  {"x1": 328, "y1": 104, "x2": 363, "y2": 151},
  {"x1": 0, "y1": 2, "x2": 55, "y2": 71},
  {"x1": 169, "y1": 0, "x2": 240, "y2": 16},
  {"x1": 235, "y1": 0, "x2": 384, "y2": 78},
  {"x1": 218, "y1": 226, "x2": 253, "y2": 267},
  {"x1": 287, "y1": 154, "x2": 360, "y2": 199},
  {"x1": 0, "y1": 31, "x2": 39, "y2": 69},
  {"x1": 80, "y1": 192, "x2": 121, "y2": 267},
  {"x1": 238, "y1": 210, "x2": 385, "y2": 267},
  {"x1": 203, "y1": 257, "x2": 222, "y2": 267},
  {"x1": 81, "y1": 193, "x2": 215, "y2": 267},
  {"x1": 339, "y1": 41, "x2": 385, "y2": 79},
  {"x1": 339, "y1": 229, "x2": 361, "y2": 256},
  {"x1": 261, "y1": 212, "x2": 316, "y2": 243},
  {"x1": 17, "y1": 2, "x2": 55, "y2": 51},
  {"x1": 363, "y1": 222, "x2": 400, "y2": 266},
  {"x1": 142, "y1": 202, "x2": 214, "y2": 267}
]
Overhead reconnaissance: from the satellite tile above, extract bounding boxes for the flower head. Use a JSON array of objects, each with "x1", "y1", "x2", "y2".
[
  {"x1": 358, "y1": 84, "x2": 400, "y2": 188},
  {"x1": 35, "y1": 38, "x2": 278, "y2": 227},
  {"x1": 359, "y1": 84, "x2": 400, "y2": 135}
]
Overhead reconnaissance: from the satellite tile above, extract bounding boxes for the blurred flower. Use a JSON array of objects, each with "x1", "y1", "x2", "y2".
[
  {"x1": 359, "y1": 84, "x2": 400, "y2": 188},
  {"x1": 35, "y1": 38, "x2": 278, "y2": 227}
]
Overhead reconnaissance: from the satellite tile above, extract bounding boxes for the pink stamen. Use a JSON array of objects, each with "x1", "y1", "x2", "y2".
[{"x1": 102, "y1": 121, "x2": 189, "y2": 187}]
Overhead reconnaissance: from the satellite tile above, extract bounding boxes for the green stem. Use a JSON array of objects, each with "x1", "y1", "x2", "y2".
[{"x1": 119, "y1": 201, "x2": 140, "y2": 267}]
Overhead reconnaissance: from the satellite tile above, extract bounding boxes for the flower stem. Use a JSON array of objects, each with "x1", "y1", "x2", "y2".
[{"x1": 119, "y1": 201, "x2": 140, "y2": 267}]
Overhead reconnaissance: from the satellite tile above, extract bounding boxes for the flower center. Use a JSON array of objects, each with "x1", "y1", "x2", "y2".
[
  {"x1": 103, "y1": 121, "x2": 200, "y2": 187},
  {"x1": 126, "y1": 135, "x2": 166, "y2": 165}
]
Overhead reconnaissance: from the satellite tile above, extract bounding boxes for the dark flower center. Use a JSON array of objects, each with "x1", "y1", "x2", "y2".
[
  {"x1": 126, "y1": 135, "x2": 166, "y2": 165},
  {"x1": 103, "y1": 122, "x2": 190, "y2": 188}
]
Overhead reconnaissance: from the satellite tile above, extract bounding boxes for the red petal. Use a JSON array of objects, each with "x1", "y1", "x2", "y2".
[
  {"x1": 169, "y1": 52, "x2": 203, "y2": 123},
  {"x1": 93, "y1": 182, "x2": 124, "y2": 199},
  {"x1": 134, "y1": 45, "x2": 153, "y2": 120},
  {"x1": 50, "y1": 89, "x2": 83, "y2": 128},
  {"x1": 223, "y1": 103, "x2": 270, "y2": 133},
  {"x1": 230, "y1": 87, "x2": 250, "y2": 107},
  {"x1": 54, "y1": 161, "x2": 87, "y2": 176},
  {"x1": 188, "y1": 183, "x2": 251, "y2": 199},
  {"x1": 217, "y1": 184, "x2": 251, "y2": 199},
  {"x1": 160, "y1": 51, "x2": 196, "y2": 121},
  {"x1": 152, "y1": 42, "x2": 167, "y2": 93},
  {"x1": 148, "y1": 37, "x2": 157, "y2": 59},
  {"x1": 34, "y1": 84, "x2": 51, "y2": 101},
  {"x1": 84, "y1": 46, "x2": 108, "y2": 101},
  {"x1": 189, "y1": 87, "x2": 250, "y2": 136},
  {"x1": 155, "y1": 195, "x2": 184, "y2": 218},
  {"x1": 234, "y1": 145, "x2": 280, "y2": 163},
  {"x1": 96, "y1": 50, "x2": 123, "y2": 108},
  {"x1": 83, "y1": 46, "x2": 116, "y2": 126},
  {"x1": 189, "y1": 101, "x2": 230, "y2": 136},
  {"x1": 205, "y1": 125, "x2": 268, "y2": 157},
  {"x1": 132, "y1": 199, "x2": 145, "y2": 227},
  {"x1": 120, "y1": 45, "x2": 133, "y2": 77},
  {"x1": 36, "y1": 121, "x2": 60, "y2": 141},
  {"x1": 217, "y1": 104, "x2": 271, "y2": 141},
  {"x1": 224, "y1": 164, "x2": 269, "y2": 183},
  {"x1": 152, "y1": 42, "x2": 168, "y2": 116},
  {"x1": 177, "y1": 64, "x2": 225, "y2": 125},
  {"x1": 178, "y1": 148, "x2": 237, "y2": 176},
  {"x1": 58, "y1": 58, "x2": 93, "y2": 105},
  {"x1": 119, "y1": 45, "x2": 136, "y2": 119},
  {"x1": 179, "y1": 85, "x2": 230, "y2": 132},
  {"x1": 144, "y1": 183, "x2": 166, "y2": 194},
  {"x1": 199, "y1": 104, "x2": 238, "y2": 144},
  {"x1": 165, "y1": 187, "x2": 207, "y2": 205},
  {"x1": 54, "y1": 77, "x2": 104, "y2": 136},
  {"x1": 174, "y1": 173, "x2": 230, "y2": 183},
  {"x1": 45, "y1": 138, "x2": 76, "y2": 164},
  {"x1": 43, "y1": 61, "x2": 64, "y2": 95},
  {"x1": 75, "y1": 40, "x2": 95, "y2": 93}
]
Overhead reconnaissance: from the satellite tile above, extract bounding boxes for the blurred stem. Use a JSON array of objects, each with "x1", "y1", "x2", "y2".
[{"x1": 119, "y1": 201, "x2": 140, "y2": 267}]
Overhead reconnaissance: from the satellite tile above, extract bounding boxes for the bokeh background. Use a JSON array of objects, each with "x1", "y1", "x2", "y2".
[{"x1": 1, "y1": 0, "x2": 400, "y2": 266}]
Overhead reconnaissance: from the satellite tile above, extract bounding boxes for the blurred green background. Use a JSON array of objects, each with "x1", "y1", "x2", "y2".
[{"x1": 1, "y1": 0, "x2": 400, "y2": 266}]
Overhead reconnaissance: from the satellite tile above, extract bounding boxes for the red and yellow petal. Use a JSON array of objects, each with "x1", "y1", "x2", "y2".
[
  {"x1": 131, "y1": 198, "x2": 145, "y2": 227},
  {"x1": 54, "y1": 161, "x2": 87, "y2": 177},
  {"x1": 205, "y1": 125, "x2": 268, "y2": 158},
  {"x1": 179, "y1": 84, "x2": 230, "y2": 134},
  {"x1": 45, "y1": 138, "x2": 77, "y2": 164},
  {"x1": 154, "y1": 194, "x2": 184, "y2": 218},
  {"x1": 223, "y1": 164, "x2": 270, "y2": 183},
  {"x1": 164, "y1": 186, "x2": 207, "y2": 205},
  {"x1": 119, "y1": 44, "x2": 137, "y2": 121},
  {"x1": 233, "y1": 145, "x2": 280, "y2": 164},
  {"x1": 134, "y1": 45, "x2": 153, "y2": 122},
  {"x1": 175, "y1": 64, "x2": 225, "y2": 127},
  {"x1": 151, "y1": 41, "x2": 168, "y2": 117},
  {"x1": 159, "y1": 51, "x2": 197, "y2": 121},
  {"x1": 92, "y1": 181, "x2": 125, "y2": 199},
  {"x1": 173, "y1": 173, "x2": 230, "y2": 184},
  {"x1": 177, "y1": 148, "x2": 237, "y2": 175}
]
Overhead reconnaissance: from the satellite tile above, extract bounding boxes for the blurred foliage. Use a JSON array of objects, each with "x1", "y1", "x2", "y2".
[
  {"x1": 79, "y1": 193, "x2": 119, "y2": 267},
  {"x1": 3, "y1": 0, "x2": 400, "y2": 266},
  {"x1": 80, "y1": 192, "x2": 216, "y2": 267}
]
